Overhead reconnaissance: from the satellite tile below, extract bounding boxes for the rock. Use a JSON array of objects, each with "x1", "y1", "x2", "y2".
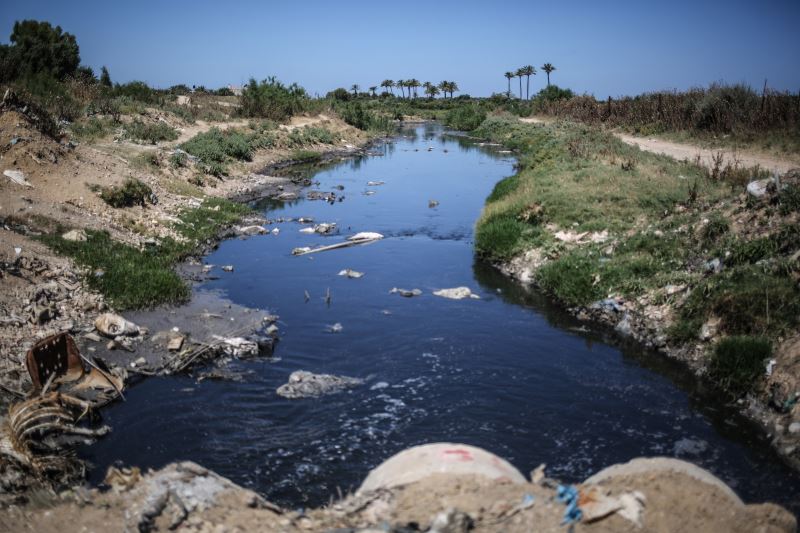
[
  {"x1": 236, "y1": 225, "x2": 266, "y2": 236},
  {"x1": 95, "y1": 313, "x2": 140, "y2": 337},
  {"x1": 789, "y1": 422, "x2": 800, "y2": 434},
  {"x1": 390, "y1": 287, "x2": 422, "y2": 297},
  {"x1": 433, "y1": 287, "x2": 480, "y2": 300},
  {"x1": 61, "y1": 229, "x2": 87, "y2": 242},
  {"x1": 265, "y1": 324, "x2": 279, "y2": 336},
  {"x1": 276, "y1": 370, "x2": 363, "y2": 399},
  {"x1": 615, "y1": 314, "x2": 633, "y2": 337}
]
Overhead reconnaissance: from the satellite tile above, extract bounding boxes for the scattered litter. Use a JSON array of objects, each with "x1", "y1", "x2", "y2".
[
  {"x1": 293, "y1": 233, "x2": 383, "y2": 256},
  {"x1": 167, "y1": 336, "x2": 185, "y2": 352},
  {"x1": 390, "y1": 287, "x2": 422, "y2": 297},
  {"x1": 304, "y1": 290, "x2": 311, "y2": 302},
  {"x1": 766, "y1": 359, "x2": 777, "y2": 376},
  {"x1": 314, "y1": 223, "x2": 336, "y2": 234},
  {"x1": 429, "y1": 200, "x2": 439, "y2": 208},
  {"x1": 531, "y1": 464, "x2": 547, "y2": 484},
  {"x1": 299, "y1": 227, "x2": 315, "y2": 234},
  {"x1": 61, "y1": 229, "x2": 87, "y2": 242},
  {"x1": 221, "y1": 265, "x2": 234, "y2": 272},
  {"x1": 265, "y1": 324, "x2": 279, "y2": 336},
  {"x1": 338, "y1": 269, "x2": 364, "y2": 278},
  {"x1": 433, "y1": 287, "x2": 480, "y2": 300},
  {"x1": 95, "y1": 313, "x2": 140, "y2": 337},
  {"x1": 326, "y1": 323, "x2": 343, "y2": 333},
  {"x1": 211, "y1": 335, "x2": 259, "y2": 358},
  {"x1": 4, "y1": 169, "x2": 33, "y2": 187},
  {"x1": 276, "y1": 370, "x2": 363, "y2": 399},
  {"x1": 367, "y1": 180, "x2": 385, "y2": 186},
  {"x1": 271, "y1": 228, "x2": 280, "y2": 235},
  {"x1": 557, "y1": 485, "x2": 582, "y2": 524},
  {"x1": 298, "y1": 217, "x2": 314, "y2": 224},
  {"x1": 363, "y1": 190, "x2": 376, "y2": 196},
  {"x1": 580, "y1": 486, "x2": 646, "y2": 527}
]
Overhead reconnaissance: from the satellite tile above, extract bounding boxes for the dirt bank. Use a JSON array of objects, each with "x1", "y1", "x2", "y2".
[{"x1": 0, "y1": 445, "x2": 794, "y2": 532}]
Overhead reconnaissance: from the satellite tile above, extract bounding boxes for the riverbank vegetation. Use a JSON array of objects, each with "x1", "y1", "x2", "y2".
[{"x1": 470, "y1": 116, "x2": 799, "y2": 398}]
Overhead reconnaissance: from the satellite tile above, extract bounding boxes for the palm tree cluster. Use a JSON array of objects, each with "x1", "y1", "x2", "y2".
[
  {"x1": 504, "y1": 63, "x2": 556, "y2": 99},
  {"x1": 354, "y1": 79, "x2": 459, "y2": 99}
]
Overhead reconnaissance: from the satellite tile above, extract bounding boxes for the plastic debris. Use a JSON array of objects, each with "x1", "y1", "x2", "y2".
[
  {"x1": 433, "y1": 287, "x2": 480, "y2": 300},
  {"x1": 557, "y1": 485, "x2": 582, "y2": 524},
  {"x1": 580, "y1": 486, "x2": 646, "y2": 527},
  {"x1": 348, "y1": 232, "x2": 383, "y2": 241},
  {"x1": 299, "y1": 227, "x2": 315, "y2": 234},
  {"x1": 276, "y1": 370, "x2": 363, "y2": 399},
  {"x1": 338, "y1": 269, "x2": 364, "y2": 279},
  {"x1": 390, "y1": 287, "x2": 422, "y2": 297},
  {"x1": 326, "y1": 323, "x2": 343, "y2": 333},
  {"x1": 221, "y1": 265, "x2": 234, "y2": 272},
  {"x1": 366, "y1": 180, "x2": 385, "y2": 186},
  {"x1": 95, "y1": 313, "x2": 141, "y2": 337},
  {"x1": 271, "y1": 227, "x2": 280, "y2": 235},
  {"x1": 211, "y1": 335, "x2": 259, "y2": 358},
  {"x1": 61, "y1": 229, "x2": 87, "y2": 242},
  {"x1": 293, "y1": 247, "x2": 313, "y2": 255},
  {"x1": 766, "y1": 359, "x2": 777, "y2": 376},
  {"x1": 4, "y1": 169, "x2": 33, "y2": 187},
  {"x1": 429, "y1": 200, "x2": 439, "y2": 208},
  {"x1": 293, "y1": 233, "x2": 383, "y2": 256}
]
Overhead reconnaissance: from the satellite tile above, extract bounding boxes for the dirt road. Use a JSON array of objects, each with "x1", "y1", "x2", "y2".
[{"x1": 519, "y1": 117, "x2": 797, "y2": 174}]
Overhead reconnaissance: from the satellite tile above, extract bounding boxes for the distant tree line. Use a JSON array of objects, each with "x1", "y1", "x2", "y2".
[
  {"x1": 340, "y1": 79, "x2": 460, "y2": 100},
  {"x1": 503, "y1": 63, "x2": 557, "y2": 99}
]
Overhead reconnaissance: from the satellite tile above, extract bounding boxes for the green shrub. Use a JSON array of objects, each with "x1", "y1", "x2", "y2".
[
  {"x1": 180, "y1": 128, "x2": 253, "y2": 176},
  {"x1": 474, "y1": 214, "x2": 533, "y2": 260},
  {"x1": 97, "y1": 178, "x2": 153, "y2": 208},
  {"x1": 701, "y1": 215, "x2": 729, "y2": 244},
  {"x1": 170, "y1": 151, "x2": 188, "y2": 168},
  {"x1": 291, "y1": 149, "x2": 321, "y2": 162},
  {"x1": 113, "y1": 81, "x2": 162, "y2": 104},
  {"x1": 444, "y1": 104, "x2": 486, "y2": 131},
  {"x1": 239, "y1": 76, "x2": 307, "y2": 121},
  {"x1": 124, "y1": 119, "x2": 178, "y2": 144},
  {"x1": 708, "y1": 336, "x2": 771, "y2": 396},
  {"x1": 780, "y1": 184, "x2": 800, "y2": 215},
  {"x1": 537, "y1": 252, "x2": 604, "y2": 306},
  {"x1": 287, "y1": 126, "x2": 335, "y2": 146},
  {"x1": 70, "y1": 117, "x2": 112, "y2": 140},
  {"x1": 337, "y1": 101, "x2": 391, "y2": 131}
]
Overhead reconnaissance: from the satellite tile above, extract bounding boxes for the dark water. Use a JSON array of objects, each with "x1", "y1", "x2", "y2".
[{"x1": 81, "y1": 124, "x2": 800, "y2": 512}]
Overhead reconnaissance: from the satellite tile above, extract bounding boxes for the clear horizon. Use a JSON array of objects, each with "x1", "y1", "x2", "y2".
[{"x1": 1, "y1": 0, "x2": 799, "y2": 99}]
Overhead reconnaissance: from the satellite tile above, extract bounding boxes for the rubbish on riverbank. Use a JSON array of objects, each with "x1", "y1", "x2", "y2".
[
  {"x1": 222, "y1": 265, "x2": 234, "y2": 272},
  {"x1": 367, "y1": 180, "x2": 385, "y2": 186},
  {"x1": 433, "y1": 287, "x2": 480, "y2": 300},
  {"x1": 338, "y1": 269, "x2": 364, "y2": 278},
  {"x1": 235, "y1": 225, "x2": 267, "y2": 236},
  {"x1": 292, "y1": 233, "x2": 383, "y2": 256},
  {"x1": 4, "y1": 169, "x2": 33, "y2": 187},
  {"x1": 429, "y1": 200, "x2": 439, "y2": 208},
  {"x1": 61, "y1": 229, "x2": 87, "y2": 242},
  {"x1": 167, "y1": 336, "x2": 185, "y2": 352},
  {"x1": 95, "y1": 313, "x2": 141, "y2": 338},
  {"x1": 556, "y1": 485, "x2": 582, "y2": 524},
  {"x1": 327, "y1": 323, "x2": 343, "y2": 333},
  {"x1": 212, "y1": 335, "x2": 259, "y2": 358},
  {"x1": 25, "y1": 332, "x2": 83, "y2": 390},
  {"x1": 579, "y1": 486, "x2": 646, "y2": 527},
  {"x1": 276, "y1": 370, "x2": 363, "y2": 398},
  {"x1": 390, "y1": 287, "x2": 422, "y2": 297}
]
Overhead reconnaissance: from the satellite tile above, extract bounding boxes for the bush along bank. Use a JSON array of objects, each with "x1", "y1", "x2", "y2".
[{"x1": 472, "y1": 115, "x2": 800, "y2": 467}]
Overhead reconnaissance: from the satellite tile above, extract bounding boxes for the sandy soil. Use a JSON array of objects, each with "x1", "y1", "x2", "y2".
[{"x1": 519, "y1": 116, "x2": 797, "y2": 173}]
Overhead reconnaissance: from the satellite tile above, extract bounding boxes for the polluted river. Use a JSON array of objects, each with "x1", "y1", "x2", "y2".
[{"x1": 80, "y1": 123, "x2": 800, "y2": 512}]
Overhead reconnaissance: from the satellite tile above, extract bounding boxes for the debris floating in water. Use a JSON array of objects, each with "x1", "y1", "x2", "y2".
[
  {"x1": 338, "y1": 269, "x2": 364, "y2": 279},
  {"x1": 390, "y1": 287, "x2": 422, "y2": 298},
  {"x1": 433, "y1": 287, "x2": 480, "y2": 300}
]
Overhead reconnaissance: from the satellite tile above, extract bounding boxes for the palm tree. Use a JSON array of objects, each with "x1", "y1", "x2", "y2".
[
  {"x1": 408, "y1": 79, "x2": 421, "y2": 98},
  {"x1": 350, "y1": 84, "x2": 360, "y2": 96},
  {"x1": 381, "y1": 79, "x2": 395, "y2": 96},
  {"x1": 521, "y1": 65, "x2": 536, "y2": 100},
  {"x1": 504, "y1": 71, "x2": 514, "y2": 97},
  {"x1": 437, "y1": 81, "x2": 448, "y2": 98},
  {"x1": 515, "y1": 68, "x2": 524, "y2": 99},
  {"x1": 369, "y1": 86, "x2": 378, "y2": 97},
  {"x1": 541, "y1": 63, "x2": 556, "y2": 87},
  {"x1": 398, "y1": 79, "x2": 408, "y2": 98},
  {"x1": 448, "y1": 81, "x2": 459, "y2": 98},
  {"x1": 423, "y1": 82, "x2": 440, "y2": 99}
]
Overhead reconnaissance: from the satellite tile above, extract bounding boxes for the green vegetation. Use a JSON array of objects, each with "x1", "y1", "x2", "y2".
[
  {"x1": 124, "y1": 119, "x2": 179, "y2": 144},
  {"x1": 291, "y1": 149, "x2": 322, "y2": 162},
  {"x1": 95, "y1": 178, "x2": 153, "y2": 208},
  {"x1": 335, "y1": 101, "x2": 392, "y2": 132},
  {"x1": 180, "y1": 127, "x2": 254, "y2": 176},
  {"x1": 444, "y1": 105, "x2": 486, "y2": 131},
  {"x1": 0, "y1": 20, "x2": 79, "y2": 82},
  {"x1": 287, "y1": 126, "x2": 335, "y2": 146},
  {"x1": 41, "y1": 197, "x2": 251, "y2": 309},
  {"x1": 708, "y1": 336, "x2": 772, "y2": 396},
  {"x1": 69, "y1": 116, "x2": 113, "y2": 140},
  {"x1": 239, "y1": 77, "x2": 308, "y2": 122}
]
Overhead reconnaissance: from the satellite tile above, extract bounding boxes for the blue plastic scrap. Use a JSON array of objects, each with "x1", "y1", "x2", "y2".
[{"x1": 556, "y1": 484, "x2": 583, "y2": 525}]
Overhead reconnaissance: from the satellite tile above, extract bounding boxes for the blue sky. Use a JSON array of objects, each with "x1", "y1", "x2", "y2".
[{"x1": 2, "y1": 0, "x2": 798, "y2": 98}]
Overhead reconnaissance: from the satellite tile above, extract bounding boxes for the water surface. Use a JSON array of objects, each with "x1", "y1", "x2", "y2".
[{"x1": 82, "y1": 124, "x2": 800, "y2": 512}]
